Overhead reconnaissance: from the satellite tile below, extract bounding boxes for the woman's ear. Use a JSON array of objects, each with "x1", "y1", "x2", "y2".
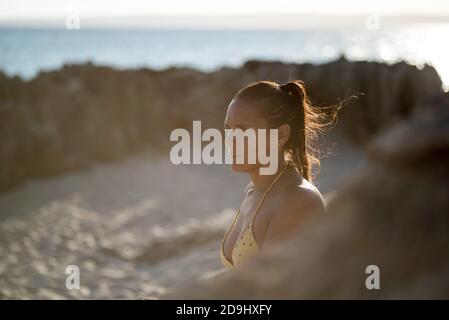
[{"x1": 277, "y1": 123, "x2": 291, "y2": 148}]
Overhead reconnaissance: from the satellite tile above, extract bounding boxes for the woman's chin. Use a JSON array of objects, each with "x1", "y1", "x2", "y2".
[{"x1": 231, "y1": 163, "x2": 256, "y2": 172}]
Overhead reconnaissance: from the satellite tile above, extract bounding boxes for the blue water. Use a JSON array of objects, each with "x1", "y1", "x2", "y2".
[{"x1": 0, "y1": 25, "x2": 448, "y2": 85}]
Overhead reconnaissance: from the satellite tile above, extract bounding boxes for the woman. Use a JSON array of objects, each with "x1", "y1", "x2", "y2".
[{"x1": 221, "y1": 80, "x2": 337, "y2": 269}]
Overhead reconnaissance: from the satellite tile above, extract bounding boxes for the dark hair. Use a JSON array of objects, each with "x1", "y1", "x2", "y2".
[{"x1": 233, "y1": 80, "x2": 339, "y2": 181}]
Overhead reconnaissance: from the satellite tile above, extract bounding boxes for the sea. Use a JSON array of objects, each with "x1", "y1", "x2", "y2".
[{"x1": 0, "y1": 23, "x2": 448, "y2": 87}]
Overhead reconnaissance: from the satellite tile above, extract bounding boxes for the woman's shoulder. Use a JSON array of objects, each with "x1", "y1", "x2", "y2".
[
  {"x1": 263, "y1": 172, "x2": 326, "y2": 244},
  {"x1": 298, "y1": 177, "x2": 323, "y2": 200},
  {"x1": 278, "y1": 170, "x2": 325, "y2": 213}
]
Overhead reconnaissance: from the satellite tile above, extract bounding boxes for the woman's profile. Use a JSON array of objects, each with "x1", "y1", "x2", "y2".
[{"x1": 221, "y1": 80, "x2": 338, "y2": 269}]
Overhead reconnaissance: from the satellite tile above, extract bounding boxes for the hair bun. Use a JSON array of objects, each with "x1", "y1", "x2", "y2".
[{"x1": 280, "y1": 81, "x2": 305, "y2": 102}]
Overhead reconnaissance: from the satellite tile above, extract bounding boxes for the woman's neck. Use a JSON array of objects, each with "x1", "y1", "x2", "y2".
[{"x1": 248, "y1": 157, "x2": 286, "y2": 191}]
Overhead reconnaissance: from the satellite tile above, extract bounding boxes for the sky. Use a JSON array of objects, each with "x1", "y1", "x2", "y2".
[{"x1": 1, "y1": 0, "x2": 448, "y2": 28}]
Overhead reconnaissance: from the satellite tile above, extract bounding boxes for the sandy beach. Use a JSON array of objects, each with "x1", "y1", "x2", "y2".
[{"x1": 0, "y1": 133, "x2": 365, "y2": 299}]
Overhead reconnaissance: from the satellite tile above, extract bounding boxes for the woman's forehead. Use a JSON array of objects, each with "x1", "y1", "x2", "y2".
[{"x1": 225, "y1": 98, "x2": 267, "y2": 127}]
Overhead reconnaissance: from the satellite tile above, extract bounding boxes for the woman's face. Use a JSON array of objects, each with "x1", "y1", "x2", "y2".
[{"x1": 224, "y1": 97, "x2": 277, "y2": 173}]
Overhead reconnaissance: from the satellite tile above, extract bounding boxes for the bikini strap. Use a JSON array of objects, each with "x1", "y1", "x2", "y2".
[
  {"x1": 220, "y1": 207, "x2": 241, "y2": 262},
  {"x1": 222, "y1": 164, "x2": 288, "y2": 257},
  {"x1": 249, "y1": 164, "x2": 288, "y2": 229}
]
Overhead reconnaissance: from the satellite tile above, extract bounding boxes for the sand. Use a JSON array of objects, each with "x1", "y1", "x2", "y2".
[{"x1": 0, "y1": 138, "x2": 365, "y2": 299}]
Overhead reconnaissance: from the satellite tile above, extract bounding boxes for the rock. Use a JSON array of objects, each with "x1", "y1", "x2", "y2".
[{"x1": 0, "y1": 60, "x2": 443, "y2": 191}]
